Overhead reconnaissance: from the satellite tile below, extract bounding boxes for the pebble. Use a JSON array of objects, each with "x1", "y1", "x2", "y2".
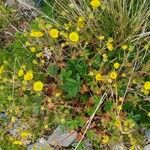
[{"x1": 47, "y1": 126, "x2": 77, "y2": 147}]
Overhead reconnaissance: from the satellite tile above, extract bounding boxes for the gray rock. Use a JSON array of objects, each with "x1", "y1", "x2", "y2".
[
  {"x1": 27, "y1": 138, "x2": 53, "y2": 150},
  {"x1": 145, "y1": 130, "x2": 150, "y2": 139},
  {"x1": 84, "y1": 139, "x2": 93, "y2": 150},
  {"x1": 0, "y1": 112, "x2": 7, "y2": 119},
  {"x1": 17, "y1": 0, "x2": 35, "y2": 10},
  {"x1": 6, "y1": 0, "x2": 16, "y2": 7},
  {"x1": 144, "y1": 144, "x2": 150, "y2": 150},
  {"x1": 48, "y1": 126, "x2": 77, "y2": 147},
  {"x1": 9, "y1": 121, "x2": 29, "y2": 137},
  {"x1": 112, "y1": 143, "x2": 127, "y2": 150},
  {"x1": 72, "y1": 139, "x2": 94, "y2": 150}
]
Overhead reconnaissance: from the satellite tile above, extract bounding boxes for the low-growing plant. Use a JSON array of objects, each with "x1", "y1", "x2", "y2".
[{"x1": 0, "y1": 0, "x2": 150, "y2": 149}]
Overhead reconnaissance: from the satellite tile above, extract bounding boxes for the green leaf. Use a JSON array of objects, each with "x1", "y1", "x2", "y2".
[
  {"x1": 47, "y1": 64, "x2": 58, "y2": 76},
  {"x1": 63, "y1": 78, "x2": 80, "y2": 98},
  {"x1": 104, "y1": 100, "x2": 114, "y2": 112}
]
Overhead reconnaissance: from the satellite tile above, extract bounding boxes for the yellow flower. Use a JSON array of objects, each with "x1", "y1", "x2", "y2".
[
  {"x1": 89, "y1": 71, "x2": 94, "y2": 76},
  {"x1": 121, "y1": 44, "x2": 128, "y2": 50},
  {"x1": 148, "y1": 112, "x2": 150, "y2": 117},
  {"x1": 102, "y1": 54, "x2": 108, "y2": 62},
  {"x1": 122, "y1": 73, "x2": 126, "y2": 77},
  {"x1": 0, "y1": 65, "x2": 4, "y2": 74},
  {"x1": 32, "y1": 59, "x2": 38, "y2": 64},
  {"x1": 33, "y1": 81, "x2": 44, "y2": 92},
  {"x1": 115, "y1": 120, "x2": 122, "y2": 129},
  {"x1": 119, "y1": 97, "x2": 124, "y2": 102},
  {"x1": 90, "y1": 0, "x2": 101, "y2": 8},
  {"x1": 13, "y1": 140, "x2": 23, "y2": 145},
  {"x1": 107, "y1": 42, "x2": 113, "y2": 51},
  {"x1": 24, "y1": 70, "x2": 33, "y2": 81},
  {"x1": 55, "y1": 92, "x2": 61, "y2": 97},
  {"x1": 144, "y1": 44, "x2": 149, "y2": 50},
  {"x1": 95, "y1": 73, "x2": 103, "y2": 81},
  {"x1": 78, "y1": 16, "x2": 84, "y2": 22},
  {"x1": 108, "y1": 37, "x2": 113, "y2": 42},
  {"x1": 36, "y1": 52, "x2": 43, "y2": 58},
  {"x1": 117, "y1": 105, "x2": 122, "y2": 111},
  {"x1": 102, "y1": 135, "x2": 109, "y2": 144},
  {"x1": 110, "y1": 71, "x2": 117, "y2": 80},
  {"x1": 49, "y1": 29, "x2": 59, "y2": 38},
  {"x1": 30, "y1": 31, "x2": 44, "y2": 38},
  {"x1": 69, "y1": 32, "x2": 79, "y2": 42},
  {"x1": 30, "y1": 47, "x2": 36, "y2": 52},
  {"x1": 113, "y1": 62, "x2": 120, "y2": 69},
  {"x1": 89, "y1": 13, "x2": 94, "y2": 19},
  {"x1": 98, "y1": 35, "x2": 105, "y2": 40},
  {"x1": 143, "y1": 81, "x2": 150, "y2": 90},
  {"x1": 124, "y1": 119, "x2": 135, "y2": 129},
  {"x1": 11, "y1": 116, "x2": 16, "y2": 122},
  {"x1": 18, "y1": 69, "x2": 24, "y2": 77},
  {"x1": 20, "y1": 131, "x2": 32, "y2": 138},
  {"x1": 44, "y1": 124, "x2": 48, "y2": 129},
  {"x1": 25, "y1": 41, "x2": 31, "y2": 47}
]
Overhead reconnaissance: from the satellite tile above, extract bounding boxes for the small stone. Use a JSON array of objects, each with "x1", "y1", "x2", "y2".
[
  {"x1": 48, "y1": 126, "x2": 77, "y2": 147},
  {"x1": 145, "y1": 129, "x2": 150, "y2": 139},
  {"x1": 72, "y1": 139, "x2": 94, "y2": 150},
  {"x1": 27, "y1": 138, "x2": 53, "y2": 150},
  {"x1": 0, "y1": 112, "x2": 7, "y2": 119},
  {"x1": 6, "y1": 0, "x2": 16, "y2": 7},
  {"x1": 112, "y1": 143, "x2": 127, "y2": 150},
  {"x1": 144, "y1": 144, "x2": 150, "y2": 150},
  {"x1": 18, "y1": 0, "x2": 35, "y2": 10}
]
